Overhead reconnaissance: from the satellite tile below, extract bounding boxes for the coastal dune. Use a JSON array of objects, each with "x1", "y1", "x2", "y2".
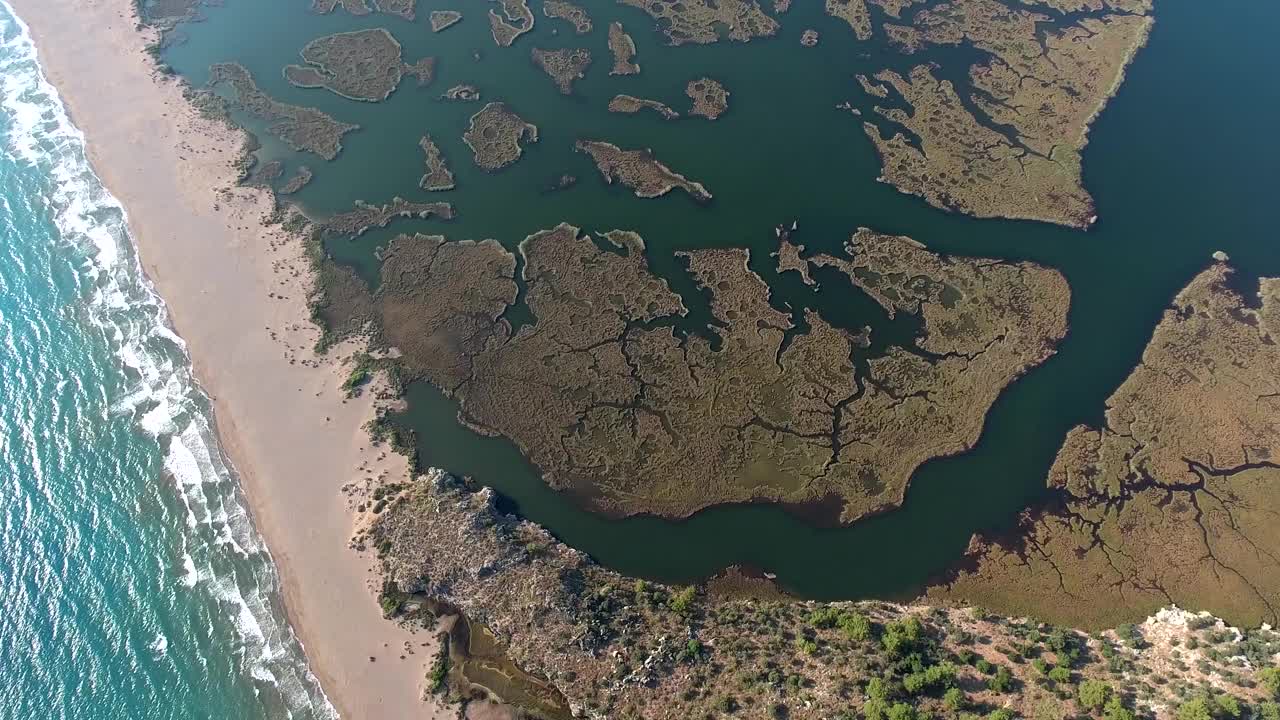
[{"x1": 9, "y1": 0, "x2": 444, "y2": 717}]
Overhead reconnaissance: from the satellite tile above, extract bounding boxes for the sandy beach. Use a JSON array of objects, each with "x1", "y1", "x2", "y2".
[{"x1": 9, "y1": 1, "x2": 448, "y2": 717}]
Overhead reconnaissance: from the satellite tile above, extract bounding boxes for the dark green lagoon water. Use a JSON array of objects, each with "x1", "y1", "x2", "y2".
[{"x1": 164, "y1": 0, "x2": 1280, "y2": 600}]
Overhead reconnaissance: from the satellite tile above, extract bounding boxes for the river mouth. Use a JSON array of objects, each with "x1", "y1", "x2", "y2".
[{"x1": 163, "y1": 0, "x2": 1280, "y2": 601}]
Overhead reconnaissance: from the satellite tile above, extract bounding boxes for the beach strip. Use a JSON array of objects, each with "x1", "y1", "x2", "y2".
[{"x1": 8, "y1": 1, "x2": 445, "y2": 717}]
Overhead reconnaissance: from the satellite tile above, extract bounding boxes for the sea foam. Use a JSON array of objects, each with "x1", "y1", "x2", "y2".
[{"x1": 0, "y1": 4, "x2": 339, "y2": 717}]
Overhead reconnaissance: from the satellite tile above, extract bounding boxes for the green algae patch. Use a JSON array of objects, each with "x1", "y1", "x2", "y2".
[{"x1": 929, "y1": 262, "x2": 1280, "y2": 629}]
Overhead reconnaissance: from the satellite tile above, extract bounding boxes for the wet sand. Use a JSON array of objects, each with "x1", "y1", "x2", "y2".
[{"x1": 10, "y1": 0, "x2": 448, "y2": 717}]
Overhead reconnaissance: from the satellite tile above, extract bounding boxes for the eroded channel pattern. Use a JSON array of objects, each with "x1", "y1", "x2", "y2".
[
  {"x1": 929, "y1": 262, "x2": 1280, "y2": 629},
  {"x1": 861, "y1": 0, "x2": 1153, "y2": 227},
  {"x1": 371, "y1": 225, "x2": 1068, "y2": 523}
]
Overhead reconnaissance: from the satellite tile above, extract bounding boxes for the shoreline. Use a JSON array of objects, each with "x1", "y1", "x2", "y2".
[{"x1": 9, "y1": 1, "x2": 447, "y2": 717}]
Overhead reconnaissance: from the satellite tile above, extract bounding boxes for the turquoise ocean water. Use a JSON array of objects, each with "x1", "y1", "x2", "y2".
[{"x1": 0, "y1": 5, "x2": 334, "y2": 719}]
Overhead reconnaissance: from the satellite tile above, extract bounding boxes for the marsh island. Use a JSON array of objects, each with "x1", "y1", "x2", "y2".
[{"x1": 366, "y1": 225, "x2": 1067, "y2": 523}]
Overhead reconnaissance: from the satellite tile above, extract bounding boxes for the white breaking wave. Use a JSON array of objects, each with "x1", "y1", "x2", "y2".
[
  {"x1": 149, "y1": 632, "x2": 170, "y2": 658},
  {"x1": 0, "y1": 4, "x2": 339, "y2": 718}
]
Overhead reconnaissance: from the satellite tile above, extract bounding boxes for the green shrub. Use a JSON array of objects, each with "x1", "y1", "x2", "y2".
[
  {"x1": 808, "y1": 607, "x2": 840, "y2": 628},
  {"x1": 678, "y1": 638, "x2": 705, "y2": 663},
  {"x1": 987, "y1": 666, "x2": 1014, "y2": 693},
  {"x1": 839, "y1": 611, "x2": 873, "y2": 641},
  {"x1": 669, "y1": 586, "x2": 697, "y2": 615},
  {"x1": 902, "y1": 662, "x2": 956, "y2": 696},
  {"x1": 1047, "y1": 666, "x2": 1072, "y2": 684},
  {"x1": 1216, "y1": 695, "x2": 1241, "y2": 719},
  {"x1": 867, "y1": 677, "x2": 892, "y2": 702},
  {"x1": 1261, "y1": 668, "x2": 1280, "y2": 699},
  {"x1": 987, "y1": 709, "x2": 1015, "y2": 720},
  {"x1": 887, "y1": 703, "x2": 917, "y2": 720},
  {"x1": 943, "y1": 688, "x2": 967, "y2": 711},
  {"x1": 1078, "y1": 679, "x2": 1113, "y2": 711},
  {"x1": 1176, "y1": 698, "x2": 1215, "y2": 720},
  {"x1": 1102, "y1": 698, "x2": 1134, "y2": 720},
  {"x1": 883, "y1": 617, "x2": 923, "y2": 656},
  {"x1": 977, "y1": 658, "x2": 994, "y2": 675},
  {"x1": 427, "y1": 638, "x2": 450, "y2": 694},
  {"x1": 1258, "y1": 701, "x2": 1280, "y2": 720}
]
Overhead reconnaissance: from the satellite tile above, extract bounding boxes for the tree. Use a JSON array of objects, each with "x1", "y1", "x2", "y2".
[
  {"x1": 867, "y1": 677, "x2": 892, "y2": 702},
  {"x1": 1047, "y1": 666, "x2": 1071, "y2": 684},
  {"x1": 1176, "y1": 698, "x2": 1214, "y2": 720},
  {"x1": 883, "y1": 617, "x2": 923, "y2": 656},
  {"x1": 678, "y1": 638, "x2": 704, "y2": 663},
  {"x1": 1258, "y1": 701, "x2": 1280, "y2": 720},
  {"x1": 1261, "y1": 668, "x2": 1280, "y2": 699},
  {"x1": 1078, "y1": 680, "x2": 1113, "y2": 711},
  {"x1": 943, "y1": 688, "x2": 967, "y2": 712},
  {"x1": 887, "y1": 703, "x2": 917, "y2": 720},
  {"x1": 1215, "y1": 695, "x2": 1241, "y2": 719},
  {"x1": 669, "y1": 586, "x2": 697, "y2": 615},
  {"x1": 988, "y1": 666, "x2": 1014, "y2": 693},
  {"x1": 903, "y1": 663, "x2": 956, "y2": 696},
  {"x1": 839, "y1": 611, "x2": 873, "y2": 641},
  {"x1": 809, "y1": 607, "x2": 841, "y2": 628},
  {"x1": 1102, "y1": 698, "x2": 1134, "y2": 720}
]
